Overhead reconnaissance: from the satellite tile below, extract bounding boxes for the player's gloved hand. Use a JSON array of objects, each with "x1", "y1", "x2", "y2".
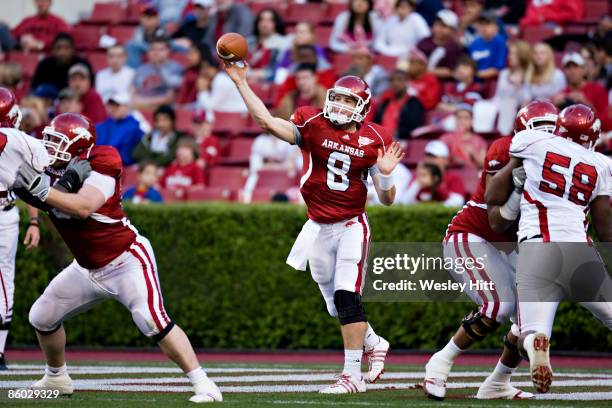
[
  {"x1": 57, "y1": 158, "x2": 92, "y2": 193},
  {"x1": 512, "y1": 166, "x2": 526, "y2": 192},
  {"x1": 13, "y1": 164, "x2": 51, "y2": 201}
]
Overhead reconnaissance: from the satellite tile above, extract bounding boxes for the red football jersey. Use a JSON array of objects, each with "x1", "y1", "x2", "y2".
[
  {"x1": 446, "y1": 136, "x2": 517, "y2": 242},
  {"x1": 47, "y1": 146, "x2": 137, "y2": 269},
  {"x1": 291, "y1": 106, "x2": 393, "y2": 223}
]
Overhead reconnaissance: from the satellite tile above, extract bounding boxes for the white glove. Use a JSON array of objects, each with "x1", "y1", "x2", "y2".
[
  {"x1": 512, "y1": 166, "x2": 526, "y2": 192},
  {"x1": 13, "y1": 164, "x2": 51, "y2": 201}
]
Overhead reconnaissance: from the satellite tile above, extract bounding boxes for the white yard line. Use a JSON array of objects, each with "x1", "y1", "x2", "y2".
[{"x1": 535, "y1": 391, "x2": 612, "y2": 400}]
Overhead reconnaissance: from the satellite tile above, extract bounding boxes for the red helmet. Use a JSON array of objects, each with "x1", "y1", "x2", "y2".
[
  {"x1": 43, "y1": 113, "x2": 96, "y2": 166},
  {"x1": 514, "y1": 99, "x2": 559, "y2": 134},
  {"x1": 323, "y1": 76, "x2": 372, "y2": 125},
  {"x1": 554, "y1": 104, "x2": 601, "y2": 150},
  {"x1": 0, "y1": 87, "x2": 22, "y2": 129}
]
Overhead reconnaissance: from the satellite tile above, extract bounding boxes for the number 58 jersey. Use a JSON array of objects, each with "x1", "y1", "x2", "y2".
[
  {"x1": 510, "y1": 129, "x2": 611, "y2": 242},
  {"x1": 291, "y1": 106, "x2": 393, "y2": 224}
]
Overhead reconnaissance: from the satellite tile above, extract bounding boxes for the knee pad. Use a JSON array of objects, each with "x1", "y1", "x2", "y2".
[
  {"x1": 334, "y1": 290, "x2": 367, "y2": 325},
  {"x1": 28, "y1": 298, "x2": 61, "y2": 333},
  {"x1": 461, "y1": 309, "x2": 500, "y2": 342}
]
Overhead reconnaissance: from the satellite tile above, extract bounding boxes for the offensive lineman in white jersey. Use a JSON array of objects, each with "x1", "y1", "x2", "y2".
[
  {"x1": 0, "y1": 87, "x2": 46, "y2": 369},
  {"x1": 486, "y1": 104, "x2": 611, "y2": 393}
]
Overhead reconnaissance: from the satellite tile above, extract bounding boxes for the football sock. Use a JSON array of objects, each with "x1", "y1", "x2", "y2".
[
  {"x1": 46, "y1": 364, "x2": 67, "y2": 377},
  {"x1": 438, "y1": 338, "x2": 463, "y2": 362},
  {"x1": 0, "y1": 330, "x2": 8, "y2": 354},
  {"x1": 490, "y1": 360, "x2": 515, "y2": 383},
  {"x1": 363, "y1": 323, "x2": 380, "y2": 349},
  {"x1": 187, "y1": 367, "x2": 208, "y2": 385},
  {"x1": 343, "y1": 349, "x2": 363, "y2": 378}
]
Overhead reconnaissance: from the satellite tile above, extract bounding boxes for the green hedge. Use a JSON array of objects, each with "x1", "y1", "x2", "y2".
[{"x1": 10, "y1": 204, "x2": 612, "y2": 351}]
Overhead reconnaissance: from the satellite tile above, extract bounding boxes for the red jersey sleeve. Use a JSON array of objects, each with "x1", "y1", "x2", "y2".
[
  {"x1": 484, "y1": 137, "x2": 511, "y2": 175},
  {"x1": 82, "y1": 146, "x2": 123, "y2": 178},
  {"x1": 290, "y1": 106, "x2": 324, "y2": 150}
]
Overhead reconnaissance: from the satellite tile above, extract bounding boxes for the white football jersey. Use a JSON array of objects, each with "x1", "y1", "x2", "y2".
[
  {"x1": 510, "y1": 129, "x2": 610, "y2": 242},
  {"x1": 0, "y1": 128, "x2": 49, "y2": 207}
]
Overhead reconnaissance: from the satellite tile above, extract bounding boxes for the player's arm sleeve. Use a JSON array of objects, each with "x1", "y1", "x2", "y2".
[
  {"x1": 484, "y1": 141, "x2": 505, "y2": 175},
  {"x1": 83, "y1": 171, "x2": 116, "y2": 201},
  {"x1": 290, "y1": 107, "x2": 318, "y2": 149},
  {"x1": 509, "y1": 131, "x2": 532, "y2": 158}
]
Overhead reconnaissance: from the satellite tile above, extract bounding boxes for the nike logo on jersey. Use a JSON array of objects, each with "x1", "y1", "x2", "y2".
[
  {"x1": 358, "y1": 136, "x2": 374, "y2": 147},
  {"x1": 342, "y1": 134, "x2": 350, "y2": 141},
  {"x1": 321, "y1": 139, "x2": 365, "y2": 158}
]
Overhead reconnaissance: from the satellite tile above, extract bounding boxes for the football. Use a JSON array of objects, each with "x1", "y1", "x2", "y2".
[{"x1": 216, "y1": 32, "x2": 248, "y2": 62}]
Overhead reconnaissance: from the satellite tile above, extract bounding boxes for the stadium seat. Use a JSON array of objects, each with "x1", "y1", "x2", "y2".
[
  {"x1": 332, "y1": 53, "x2": 354, "y2": 75},
  {"x1": 324, "y1": 3, "x2": 347, "y2": 24},
  {"x1": 158, "y1": 187, "x2": 187, "y2": 202},
  {"x1": 86, "y1": 2, "x2": 124, "y2": 25},
  {"x1": 124, "y1": 1, "x2": 142, "y2": 24},
  {"x1": 7, "y1": 52, "x2": 41, "y2": 78},
  {"x1": 87, "y1": 51, "x2": 108, "y2": 73},
  {"x1": 250, "y1": 188, "x2": 276, "y2": 202},
  {"x1": 187, "y1": 185, "x2": 233, "y2": 201},
  {"x1": 315, "y1": 26, "x2": 333, "y2": 46},
  {"x1": 211, "y1": 112, "x2": 250, "y2": 134},
  {"x1": 249, "y1": 81, "x2": 274, "y2": 106},
  {"x1": 73, "y1": 25, "x2": 105, "y2": 51},
  {"x1": 254, "y1": 169, "x2": 297, "y2": 190},
  {"x1": 285, "y1": 3, "x2": 325, "y2": 24},
  {"x1": 244, "y1": 116, "x2": 264, "y2": 135},
  {"x1": 403, "y1": 139, "x2": 430, "y2": 167},
  {"x1": 411, "y1": 124, "x2": 444, "y2": 139},
  {"x1": 447, "y1": 167, "x2": 480, "y2": 196},
  {"x1": 378, "y1": 55, "x2": 398, "y2": 72},
  {"x1": 208, "y1": 166, "x2": 248, "y2": 190},
  {"x1": 521, "y1": 26, "x2": 561, "y2": 44},
  {"x1": 121, "y1": 165, "x2": 139, "y2": 188},
  {"x1": 108, "y1": 26, "x2": 136, "y2": 44},
  {"x1": 248, "y1": 2, "x2": 288, "y2": 18},
  {"x1": 584, "y1": 1, "x2": 609, "y2": 22},
  {"x1": 175, "y1": 108, "x2": 194, "y2": 134},
  {"x1": 221, "y1": 137, "x2": 255, "y2": 165}
]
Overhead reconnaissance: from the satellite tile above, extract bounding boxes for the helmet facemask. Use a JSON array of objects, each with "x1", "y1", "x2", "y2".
[
  {"x1": 42, "y1": 126, "x2": 93, "y2": 166},
  {"x1": 323, "y1": 87, "x2": 369, "y2": 125}
]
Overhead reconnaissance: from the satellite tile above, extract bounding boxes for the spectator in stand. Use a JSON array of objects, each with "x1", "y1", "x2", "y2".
[
  {"x1": 12, "y1": 0, "x2": 70, "y2": 52},
  {"x1": 484, "y1": 0, "x2": 526, "y2": 25},
  {"x1": 276, "y1": 64, "x2": 326, "y2": 121},
  {"x1": 133, "y1": 105, "x2": 187, "y2": 167},
  {"x1": 131, "y1": 37, "x2": 183, "y2": 111},
  {"x1": 468, "y1": 11, "x2": 507, "y2": 80},
  {"x1": 399, "y1": 140, "x2": 466, "y2": 206},
  {"x1": 192, "y1": 111, "x2": 221, "y2": 169},
  {"x1": 581, "y1": 43, "x2": 607, "y2": 87},
  {"x1": 172, "y1": 0, "x2": 213, "y2": 49},
  {"x1": 374, "y1": 69, "x2": 418, "y2": 138},
  {"x1": 329, "y1": 0, "x2": 382, "y2": 53},
  {"x1": 438, "y1": 56, "x2": 484, "y2": 113},
  {"x1": 459, "y1": 0, "x2": 506, "y2": 47},
  {"x1": 177, "y1": 42, "x2": 210, "y2": 106},
  {"x1": 161, "y1": 138, "x2": 205, "y2": 190},
  {"x1": 203, "y1": 0, "x2": 254, "y2": 50},
  {"x1": 20, "y1": 95, "x2": 48, "y2": 137},
  {"x1": 151, "y1": 0, "x2": 190, "y2": 26},
  {"x1": 0, "y1": 63, "x2": 22, "y2": 96},
  {"x1": 343, "y1": 47, "x2": 388, "y2": 97},
  {"x1": 276, "y1": 22, "x2": 330, "y2": 84},
  {"x1": 406, "y1": 48, "x2": 442, "y2": 112},
  {"x1": 520, "y1": 0, "x2": 583, "y2": 27},
  {"x1": 590, "y1": 15, "x2": 612, "y2": 49},
  {"x1": 492, "y1": 40, "x2": 532, "y2": 112},
  {"x1": 0, "y1": 23, "x2": 15, "y2": 58},
  {"x1": 553, "y1": 52, "x2": 609, "y2": 130},
  {"x1": 440, "y1": 104, "x2": 486, "y2": 169},
  {"x1": 56, "y1": 88, "x2": 82, "y2": 115},
  {"x1": 31, "y1": 83, "x2": 58, "y2": 119},
  {"x1": 31, "y1": 33, "x2": 94, "y2": 92},
  {"x1": 123, "y1": 161, "x2": 164, "y2": 204},
  {"x1": 95, "y1": 45, "x2": 135, "y2": 103},
  {"x1": 67, "y1": 64, "x2": 107, "y2": 124},
  {"x1": 248, "y1": 8, "x2": 290, "y2": 82},
  {"x1": 526, "y1": 42, "x2": 566, "y2": 101},
  {"x1": 374, "y1": 0, "x2": 430, "y2": 57},
  {"x1": 417, "y1": 9, "x2": 464, "y2": 81},
  {"x1": 96, "y1": 92, "x2": 144, "y2": 166},
  {"x1": 401, "y1": 163, "x2": 446, "y2": 203},
  {"x1": 196, "y1": 53, "x2": 247, "y2": 113},
  {"x1": 125, "y1": 5, "x2": 166, "y2": 68}
]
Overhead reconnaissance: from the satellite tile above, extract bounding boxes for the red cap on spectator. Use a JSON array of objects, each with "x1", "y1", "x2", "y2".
[{"x1": 141, "y1": 4, "x2": 158, "y2": 16}]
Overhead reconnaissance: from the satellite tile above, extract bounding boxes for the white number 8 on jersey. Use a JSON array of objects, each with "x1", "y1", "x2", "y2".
[{"x1": 327, "y1": 151, "x2": 351, "y2": 191}]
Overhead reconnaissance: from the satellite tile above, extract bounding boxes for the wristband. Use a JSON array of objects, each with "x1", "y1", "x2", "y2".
[
  {"x1": 28, "y1": 222, "x2": 39, "y2": 228},
  {"x1": 499, "y1": 189, "x2": 522, "y2": 221},
  {"x1": 378, "y1": 172, "x2": 394, "y2": 191}
]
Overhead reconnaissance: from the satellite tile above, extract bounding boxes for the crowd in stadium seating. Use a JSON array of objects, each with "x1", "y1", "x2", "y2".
[{"x1": 0, "y1": 0, "x2": 610, "y2": 205}]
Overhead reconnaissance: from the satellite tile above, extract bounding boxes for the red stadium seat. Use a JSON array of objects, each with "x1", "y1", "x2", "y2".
[
  {"x1": 248, "y1": 81, "x2": 273, "y2": 106},
  {"x1": 411, "y1": 124, "x2": 444, "y2": 139},
  {"x1": 250, "y1": 188, "x2": 276, "y2": 202},
  {"x1": 377, "y1": 55, "x2": 398, "y2": 72},
  {"x1": 584, "y1": 1, "x2": 609, "y2": 22},
  {"x1": 124, "y1": 1, "x2": 142, "y2": 24},
  {"x1": 248, "y1": 2, "x2": 288, "y2": 18},
  {"x1": 254, "y1": 169, "x2": 297, "y2": 190},
  {"x1": 521, "y1": 26, "x2": 561, "y2": 44},
  {"x1": 285, "y1": 3, "x2": 325, "y2": 24},
  {"x1": 315, "y1": 26, "x2": 333, "y2": 46},
  {"x1": 208, "y1": 166, "x2": 248, "y2": 190},
  {"x1": 108, "y1": 26, "x2": 136, "y2": 43},
  {"x1": 7, "y1": 52, "x2": 41, "y2": 78},
  {"x1": 158, "y1": 187, "x2": 187, "y2": 202},
  {"x1": 87, "y1": 51, "x2": 108, "y2": 73},
  {"x1": 87, "y1": 2, "x2": 124, "y2": 24},
  {"x1": 403, "y1": 139, "x2": 430, "y2": 167},
  {"x1": 332, "y1": 53, "x2": 354, "y2": 75},
  {"x1": 447, "y1": 167, "x2": 480, "y2": 197},
  {"x1": 187, "y1": 186, "x2": 233, "y2": 201},
  {"x1": 72, "y1": 25, "x2": 105, "y2": 51},
  {"x1": 212, "y1": 112, "x2": 249, "y2": 134},
  {"x1": 175, "y1": 108, "x2": 194, "y2": 134},
  {"x1": 324, "y1": 3, "x2": 347, "y2": 24},
  {"x1": 121, "y1": 165, "x2": 139, "y2": 188},
  {"x1": 221, "y1": 137, "x2": 254, "y2": 165}
]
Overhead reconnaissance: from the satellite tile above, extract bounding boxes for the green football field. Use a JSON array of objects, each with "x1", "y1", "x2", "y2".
[{"x1": 1, "y1": 360, "x2": 611, "y2": 407}]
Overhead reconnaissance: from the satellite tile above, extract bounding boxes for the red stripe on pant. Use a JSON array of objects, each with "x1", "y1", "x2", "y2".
[
  {"x1": 523, "y1": 191, "x2": 550, "y2": 242},
  {"x1": 462, "y1": 233, "x2": 500, "y2": 321},
  {"x1": 129, "y1": 248, "x2": 164, "y2": 332},
  {"x1": 452, "y1": 233, "x2": 489, "y2": 316},
  {"x1": 355, "y1": 214, "x2": 370, "y2": 293},
  {"x1": 135, "y1": 242, "x2": 170, "y2": 324},
  {"x1": 0, "y1": 266, "x2": 7, "y2": 317}
]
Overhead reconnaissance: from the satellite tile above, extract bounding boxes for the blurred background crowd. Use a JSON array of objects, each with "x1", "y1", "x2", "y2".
[{"x1": 1, "y1": 0, "x2": 610, "y2": 206}]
